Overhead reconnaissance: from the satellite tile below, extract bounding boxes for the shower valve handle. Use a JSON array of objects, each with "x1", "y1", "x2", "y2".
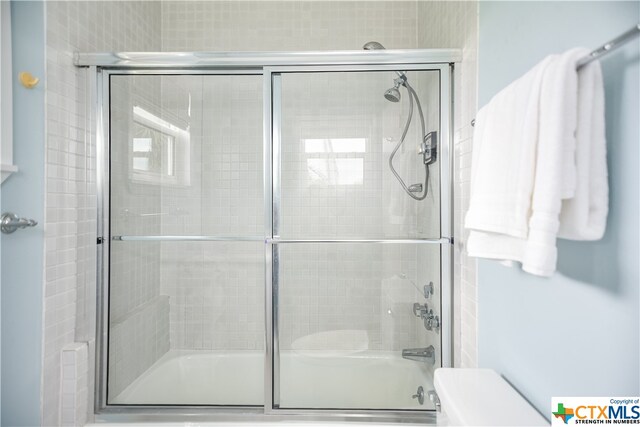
[
  {"x1": 413, "y1": 303, "x2": 429, "y2": 318},
  {"x1": 421, "y1": 131, "x2": 438, "y2": 165},
  {"x1": 424, "y1": 313, "x2": 440, "y2": 332}
]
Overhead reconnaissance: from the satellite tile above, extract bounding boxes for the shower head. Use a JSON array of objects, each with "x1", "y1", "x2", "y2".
[
  {"x1": 363, "y1": 41, "x2": 386, "y2": 50},
  {"x1": 384, "y1": 86, "x2": 401, "y2": 102},
  {"x1": 363, "y1": 41, "x2": 405, "y2": 102}
]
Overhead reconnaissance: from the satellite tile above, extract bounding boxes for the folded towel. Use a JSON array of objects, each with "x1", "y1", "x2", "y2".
[
  {"x1": 465, "y1": 55, "x2": 556, "y2": 239},
  {"x1": 465, "y1": 48, "x2": 608, "y2": 277},
  {"x1": 558, "y1": 54, "x2": 609, "y2": 240},
  {"x1": 520, "y1": 48, "x2": 587, "y2": 276}
]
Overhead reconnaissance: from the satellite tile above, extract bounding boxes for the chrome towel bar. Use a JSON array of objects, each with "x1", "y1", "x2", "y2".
[
  {"x1": 471, "y1": 22, "x2": 640, "y2": 127},
  {"x1": 576, "y1": 23, "x2": 640, "y2": 70}
]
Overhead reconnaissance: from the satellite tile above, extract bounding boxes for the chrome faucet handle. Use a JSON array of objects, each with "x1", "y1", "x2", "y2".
[
  {"x1": 412, "y1": 386, "x2": 425, "y2": 405},
  {"x1": 423, "y1": 282, "x2": 434, "y2": 299},
  {"x1": 412, "y1": 302, "x2": 429, "y2": 318},
  {"x1": 424, "y1": 313, "x2": 440, "y2": 332}
]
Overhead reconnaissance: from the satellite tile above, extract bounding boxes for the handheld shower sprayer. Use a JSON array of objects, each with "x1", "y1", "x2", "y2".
[{"x1": 363, "y1": 41, "x2": 437, "y2": 201}]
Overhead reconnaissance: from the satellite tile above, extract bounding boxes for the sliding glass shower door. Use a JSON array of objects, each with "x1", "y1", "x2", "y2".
[
  {"x1": 101, "y1": 63, "x2": 451, "y2": 413},
  {"x1": 107, "y1": 74, "x2": 265, "y2": 405},
  {"x1": 272, "y1": 70, "x2": 444, "y2": 410}
]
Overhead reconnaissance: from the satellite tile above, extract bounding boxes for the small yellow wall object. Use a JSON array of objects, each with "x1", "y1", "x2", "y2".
[{"x1": 19, "y1": 71, "x2": 39, "y2": 89}]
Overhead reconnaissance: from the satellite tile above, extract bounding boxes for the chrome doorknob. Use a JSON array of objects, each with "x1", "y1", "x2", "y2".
[{"x1": 1, "y1": 212, "x2": 38, "y2": 234}]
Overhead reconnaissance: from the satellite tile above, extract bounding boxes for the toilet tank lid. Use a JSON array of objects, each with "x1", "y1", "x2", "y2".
[{"x1": 434, "y1": 368, "x2": 548, "y2": 426}]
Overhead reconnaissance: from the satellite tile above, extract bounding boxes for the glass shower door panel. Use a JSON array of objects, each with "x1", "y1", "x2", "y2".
[
  {"x1": 108, "y1": 241, "x2": 264, "y2": 405},
  {"x1": 279, "y1": 71, "x2": 441, "y2": 240},
  {"x1": 276, "y1": 243, "x2": 442, "y2": 410},
  {"x1": 107, "y1": 74, "x2": 264, "y2": 406},
  {"x1": 110, "y1": 74, "x2": 264, "y2": 238}
]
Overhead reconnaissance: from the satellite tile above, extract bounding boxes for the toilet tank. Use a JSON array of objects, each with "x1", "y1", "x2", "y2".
[{"x1": 433, "y1": 368, "x2": 548, "y2": 426}]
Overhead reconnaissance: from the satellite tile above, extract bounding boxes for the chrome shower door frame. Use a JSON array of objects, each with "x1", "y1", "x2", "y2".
[
  {"x1": 90, "y1": 53, "x2": 455, "y2": 423},
  {"x1": 93, "y1": 68, "x2": 268, "y2": 418}
]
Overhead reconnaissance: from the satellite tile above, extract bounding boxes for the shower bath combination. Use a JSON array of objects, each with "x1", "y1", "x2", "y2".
[
  {"x1": 364, "y1": 41, "x2": 438, "y2": 201},
  {"x1": 80, "y1": 46, "x2": 454, "y2": 420}
]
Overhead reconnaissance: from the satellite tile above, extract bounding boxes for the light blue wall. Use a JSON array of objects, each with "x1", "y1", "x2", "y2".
[
  {"x1": 477, "y1": 1, "x2": 640, "y2": 418},
  {"x1": 1, "y1": 1, "x2": 45, "y2": 425}
]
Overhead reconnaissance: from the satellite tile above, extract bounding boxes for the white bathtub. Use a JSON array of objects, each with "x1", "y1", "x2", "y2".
[{"x1": 111, "y1": 349, "x2": 434, "y2": 410}]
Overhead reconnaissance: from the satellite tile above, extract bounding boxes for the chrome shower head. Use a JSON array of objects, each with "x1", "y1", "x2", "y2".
[
  {"x1": 384, "y1": 86, "x2": 401, "y2": 102},
  {"x1": 363, "y1": 41, "x2": 385, "y2": 50},
  {"x1": 363, "y1": 42, "x2": 403, "y2": 102}
]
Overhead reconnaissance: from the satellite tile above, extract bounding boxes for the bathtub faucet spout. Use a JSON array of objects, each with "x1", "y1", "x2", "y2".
[{"x1": 402, "y1": 345, "x2": 436, "y2": 366}]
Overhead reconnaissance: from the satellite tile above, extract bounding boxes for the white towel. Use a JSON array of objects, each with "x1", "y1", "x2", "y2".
[
  {"x1": 558, "y1": 55, "x2": 608, "y2": 240},
  {"x1": 465, "y1": 48, "x2": 608, "y2": 277},
  {"x1": 465, "y1": 55, "x2": 556, "y2": 239}
]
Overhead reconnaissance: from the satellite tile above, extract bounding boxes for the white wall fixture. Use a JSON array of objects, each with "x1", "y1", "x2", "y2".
[{"x1": 0, "y1": 1, "x2": 18, "y2": 183}]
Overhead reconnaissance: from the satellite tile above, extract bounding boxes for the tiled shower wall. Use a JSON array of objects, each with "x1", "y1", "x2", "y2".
[
  {"x1": 154, "y1": 75, "x2": 265, "y2": 351},
  {"x1": 44, "y1": 1, "x2": 161, "y2": 425},
  {"x1": 156, "y1": 2, "x2": 441, "y2": 355},
  {"x1": 418, "y1": 1, "x2": 479, "y2": 368},
  {"x1": 277, "y1": 71, "x2": 439, "y2": 352},
  {"x1": 160, "y1": 1, "x2": 420, "y2": 51}
]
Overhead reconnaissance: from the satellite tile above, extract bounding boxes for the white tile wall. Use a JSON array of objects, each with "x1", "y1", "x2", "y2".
[
  {"x1": 112, "y1": 74, "x2": 267, "y2": 352},
  {"x1": 279, "y1": 71, "x2": 439, "y2": 240},
  {"x1": 60, "y1": 343, "x2": 88, "y2": 427},
  {"x1": 44, "y1": 1, "x2": 161, "y2": 425},
  {"x1": 278, "y1": 244, "x2": 440, "y2": 353},
  {"x1": 417, "y1": 1, "x2": 479, "y2": 368},
  {"x1": 160, "y1": 1, "x2": 421, "y2": 51},
  {"x1": 276, "y1": 71, "x2": 441, "y2": 352}
]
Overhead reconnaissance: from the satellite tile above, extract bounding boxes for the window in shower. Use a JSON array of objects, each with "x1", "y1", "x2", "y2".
[
  {"x1": 130, "y1": 105, "x2": 191, "y2": 186},
  {"x1": 305, "y1": 137, "x2": 366, "y2": 186}
]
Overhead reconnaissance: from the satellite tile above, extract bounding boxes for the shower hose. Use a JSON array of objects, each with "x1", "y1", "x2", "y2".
[{"x1": 389, "y1": 81, "x2": 430, "y2": 201}]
